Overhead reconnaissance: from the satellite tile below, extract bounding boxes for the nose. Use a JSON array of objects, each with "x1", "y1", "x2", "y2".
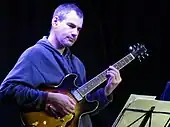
[
  {"x1": 71, "y1": 28, "x2": 78, "y2": 38},
  {"x1": 71, "y1": 34, "x2": 77, "y2": 38}
]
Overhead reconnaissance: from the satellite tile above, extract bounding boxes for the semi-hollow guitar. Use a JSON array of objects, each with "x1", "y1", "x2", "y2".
[{"x1": 21, "y1": 43, "x2": 148, "y2": 127}]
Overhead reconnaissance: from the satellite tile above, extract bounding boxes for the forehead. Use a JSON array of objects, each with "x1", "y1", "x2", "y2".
[{"x1": 64, "y1": 10, "x2": 83, "y2": 27}]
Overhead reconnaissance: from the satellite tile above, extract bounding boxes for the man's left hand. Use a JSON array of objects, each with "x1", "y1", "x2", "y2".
[{"x1": 105, "y1": 66, "x2": 122, "y2": 96}]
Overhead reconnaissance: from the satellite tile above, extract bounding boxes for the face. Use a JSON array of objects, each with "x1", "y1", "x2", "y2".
[{"x1": 53, "y1": 10, "x2": 83, "y2": 48}]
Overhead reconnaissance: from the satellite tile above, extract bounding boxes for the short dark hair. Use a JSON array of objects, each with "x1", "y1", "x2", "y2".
[{"x1": 53, "y1": 3, "x2": 83, "y2": 20}]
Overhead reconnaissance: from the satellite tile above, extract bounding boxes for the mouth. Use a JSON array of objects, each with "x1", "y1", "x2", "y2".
[{"x1": 67, "y1": 37, "x2": 75, "y2": 43}]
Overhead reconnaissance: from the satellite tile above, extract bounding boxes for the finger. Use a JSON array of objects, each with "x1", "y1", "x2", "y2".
[
  {"x1": 107, "y1": 69, "x2": 121, "y2": 77},
  {"x1": 49, "y1": 104, "x2": 57, "y2": 113},
  {"x1": 65, "y1": 105, "x2": 75, "y2": 114},
  {"x1": 109, "y1": 66, "x2": 119, "y2": 72},
  {"x1": 107, "y1": 70, "x2": 117, "y2": 77},
  {"x1": 62, "y1": 108, "x2": 70, "y2": 115},
  {"x1": 60, "y1": 105, "x2": 72, "y2": 115},
  {"x1": 68, "y1": 103, "x2": 75, "y2": 111},
  {"x1": 69, "y1": 97, "x2": 76, "y2": 106},
  {"x1": 67, "y1": 108, "x2": 75, "y2": 113},
  {"x1": 107, "y1": 71, "x2": 121, "y2": 82},
  {"x1": 106, "y1": 72, "x2": 116, "y2": 80},
  {"x1": 47, "y1": 104, "x2": 60, "y2": 117}
]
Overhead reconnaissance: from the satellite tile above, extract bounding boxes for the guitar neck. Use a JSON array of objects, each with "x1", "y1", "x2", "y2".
[{"x1": 77, "y1": 53, "x2": 135, "y2": 97}]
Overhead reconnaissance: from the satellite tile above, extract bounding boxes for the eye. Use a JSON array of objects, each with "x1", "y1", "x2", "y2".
[
  {"x1": 77, "y1": 27, "x2": 81, "y2": 32},
  {"x1": 67, "y1": 23, "x2": 82, "y2": 32},
  {"x1": 67, "y1": 23, "x2": 76, "y2": 28}
]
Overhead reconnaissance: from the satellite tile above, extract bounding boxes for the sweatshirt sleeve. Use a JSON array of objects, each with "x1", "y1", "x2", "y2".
[
  {"x1": 86, "y1": 88, "x2": 113, "y2": 116},
  {"x1": 160, "y1": 81, "x2": 170, "y2": 101},
  {"x1": 0, "y1": 49, "x2": 48, "y2": 111}
]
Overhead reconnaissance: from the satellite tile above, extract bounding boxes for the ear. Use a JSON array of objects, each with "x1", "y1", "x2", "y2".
[{"x1": 51, "y1": 16, "x2": 60, "y2": 28}]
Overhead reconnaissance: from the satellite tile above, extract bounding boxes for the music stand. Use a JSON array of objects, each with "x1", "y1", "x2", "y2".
[{"x1": 112, "y1": 94, "x2": 170, "y2": 127}]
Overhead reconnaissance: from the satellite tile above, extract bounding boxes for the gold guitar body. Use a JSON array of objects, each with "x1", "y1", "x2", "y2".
[{"x1": 21, "y1": 74, "x2": 99, "y2": 127}]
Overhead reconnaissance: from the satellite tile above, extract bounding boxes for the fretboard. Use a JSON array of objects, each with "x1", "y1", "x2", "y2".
[{"x1": 77, "y1": 53, "x2": 135, "y2": 97}]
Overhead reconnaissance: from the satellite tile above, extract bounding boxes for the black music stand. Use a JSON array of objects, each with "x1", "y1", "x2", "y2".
[
  {"x1": 112, "y1": 94, "x2": 170, "y2": 127},
  {"x1": 126, "y1": 106, "x2": 155, "y2": 127}
]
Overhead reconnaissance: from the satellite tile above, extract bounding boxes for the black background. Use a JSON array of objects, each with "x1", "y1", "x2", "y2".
[{"x1": 0, "y1": 0, "x2": 169, "y2": 126}]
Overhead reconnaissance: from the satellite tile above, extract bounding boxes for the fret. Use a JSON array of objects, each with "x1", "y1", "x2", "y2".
[
  {"x1": 117, "y1": 62, "x2": 122, "y2": 70},
  {"x1": 118, "y1": 58, "x2": 128, "y2": 69},
  {"x1": 120, "y1": 59, "x2": 126, "y2": 66},
  {"x1": 127, "y1": 54, "x2": 134, "y2": 61},
  {"x1": 78, "y1": 71, "x2": 107, "y2": 96},
  {"x1": 113, "y1": 54, "x2": 134, "y2": 70},
  {"x1": 94, "y1": 77, "x2": 101, "y2": 85},
  {"x1": 95, "y1": 76, "x2": 101, "y2": 84},
  {"x1": 124, "y1": 57, "x2": 130, "y2": 63},
  {"x1": 77, "y1": 53, "x2": 135, "y2": 97},
  {"x1": 114, "y1": 63, "x2": 119, "y2": 70}
]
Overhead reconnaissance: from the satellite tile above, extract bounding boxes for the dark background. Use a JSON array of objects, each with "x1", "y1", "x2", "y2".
[{"x1": 0, "y1": 0, "x2": 169, "y2": 127}]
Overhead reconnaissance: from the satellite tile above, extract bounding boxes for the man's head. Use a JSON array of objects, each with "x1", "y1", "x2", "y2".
[{"x1": 50, "y1": 3, "x2": 84, "y2": 48}]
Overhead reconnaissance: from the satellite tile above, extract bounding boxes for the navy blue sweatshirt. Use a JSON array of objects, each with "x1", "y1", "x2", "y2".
[{"x1": 0, "y1": 36, "x2": 112, "y2": 126}]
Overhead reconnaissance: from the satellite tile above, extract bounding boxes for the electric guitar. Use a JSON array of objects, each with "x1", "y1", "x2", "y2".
[{"x1": 21, "y1": 43, "x2": 148, "y2": 127}]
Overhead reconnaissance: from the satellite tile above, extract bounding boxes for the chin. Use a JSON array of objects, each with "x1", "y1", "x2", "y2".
[{"x1": 65, "y1": 42, "x2": 74, "y2": 47}]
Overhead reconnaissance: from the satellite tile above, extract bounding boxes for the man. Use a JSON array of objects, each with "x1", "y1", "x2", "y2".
[
  {"x1": 0, "y1": 3, "x2": 122, "y2": 127},
  {"x1": 160, "y1": 81, "x2": 170, "y2": 101}
]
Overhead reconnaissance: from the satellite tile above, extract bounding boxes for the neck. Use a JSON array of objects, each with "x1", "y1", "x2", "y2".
[{"x1": 48, "y1": 32, "x2": 65, "y2": 55}]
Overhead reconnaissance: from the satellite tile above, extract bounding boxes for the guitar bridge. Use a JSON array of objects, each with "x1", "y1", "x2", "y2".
[{"x1": 71, "y1": 90, "x2": 83, "y2": 101}]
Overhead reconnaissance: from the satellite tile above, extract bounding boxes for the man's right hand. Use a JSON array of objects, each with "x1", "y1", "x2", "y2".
[{"x1": 46, "y1": 92, "x2": 76, "y2": 116}]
